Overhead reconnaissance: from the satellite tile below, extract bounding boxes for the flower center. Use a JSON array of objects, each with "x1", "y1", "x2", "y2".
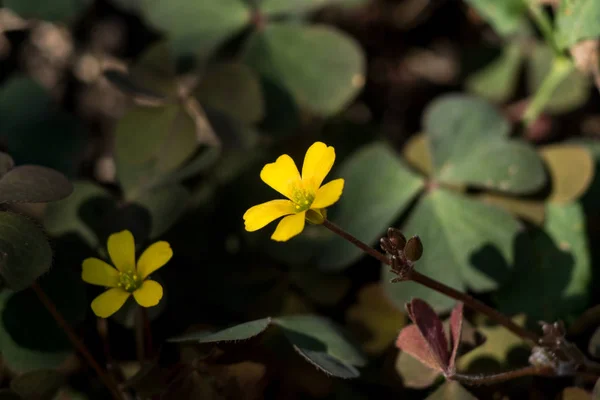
[
  {"x1": 118, "y1": 270, "x2": 142, "y2": 293},
  {"x1": 290, "y1": 182, "x2": 315, "y2": 212}
]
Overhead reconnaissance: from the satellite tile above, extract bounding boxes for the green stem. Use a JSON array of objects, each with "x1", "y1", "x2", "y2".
[{"x1": 523, "y1": 56, "x2": 572, "y2": 127}]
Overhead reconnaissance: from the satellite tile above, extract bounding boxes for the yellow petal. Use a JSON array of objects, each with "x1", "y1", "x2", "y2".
[
  {"x1": 133, "y1": 280, "x2": 163, "y2": 307},
  {"x1": 243, "y1": 199, "x2": 297, "y2": 231},
  {"x1": 260, "y1": 154, "x2": 301, "y2": 199},
  {"x1": 137, "y1": 241, "x2": 173, "y2": 280},
  {"x1": 301, "y1": 142, "x2": 335, "y2": 191},
  {"x1": 107, "y1": 230, "x2": 136, "y2": 273},
  {"x1": 271, "y1": 211, "x2": 306, "y2": 242},
  {"x1": 311, "y1": 179, "x2": 345, "y2": 209},
  {"x1": 91, "y1": 288, "x2": 130, "y2": 318},
  {"x1": 82, "y1": 258, "x2": 119, "y2": 287}
]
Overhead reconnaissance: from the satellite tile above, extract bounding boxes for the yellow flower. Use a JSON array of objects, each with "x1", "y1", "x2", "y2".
[
  {"x1": 244, "y1": 141, "x2": 344, "y2": 242},
  {"x1": 81, "y1": 230, "x2": 172, "y2": 318}
]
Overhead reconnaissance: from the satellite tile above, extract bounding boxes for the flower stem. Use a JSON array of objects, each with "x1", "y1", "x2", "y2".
[
  {"x1": 321, "y1": 219, "x2": 540, "y2": 343},
  {"x1": 525, "y1": 2, "x2": 560, "y2": 55},
  {"x1": 452, "y1": 365, "x2": 554, "y2": 385},
  {"x1": 32, "y1": 282, "x2": 124, "y2": 400},
  {"x1": 522, "y1": 56, "x2": 572, "y2": 127}
]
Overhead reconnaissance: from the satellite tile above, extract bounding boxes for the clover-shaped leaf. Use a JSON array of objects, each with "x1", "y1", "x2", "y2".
[
  {"x1": 425, "y1": 94, "x2": 546, "y2": 194},
  {"x1": 243, "y1": 23, "x2": 365, "y2": 116},
  {"x1": 384, "y1": 188, "x2": 521, "y2": 311}
]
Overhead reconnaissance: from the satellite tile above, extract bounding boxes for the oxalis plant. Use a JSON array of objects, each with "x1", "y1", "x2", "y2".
[{"x1": 237, "y1": 141, "x2": 600, "y2": 387}]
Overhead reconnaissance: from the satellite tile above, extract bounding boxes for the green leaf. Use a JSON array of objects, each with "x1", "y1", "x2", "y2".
[
  {"x1": 196, "y1": 63, "x2": 264, "y2": 124},
  {"x1": 115, "y1": 105, "x2": 179, "y2": 165},
  {"x1": 463, "y1": 0, "x2": 527, "y2": 37},
  {"x1": 128, "y1": 41, "x2": 178, "y2": 99},
  {"x1": 495, "y1": 203, "x2": 591, "y2": 322},
  {"x1": 115, "y1": 105, "x2": 198, "y2": 194},
  {"x1": 258, "y1": 0, "x2": 366, "y2": 17},
  {"x1": 589, "y1": 326, "x2": 600, "y2": 358},
  {"x1": 425, "y1": 381, "x2": 478, "y2": 400},
  {"x1": 0, "y1": 265, "x2": 86, "y2": 372},
  {"x1": 0, "y1": 77, "x2": 86, "y2": 176},
  {"x1": 274, "y1": 315, "x2": 366, "y2": 378},
  {"x1": 131, "y1": 184, "x2": 190, "y2": 239},
  {"x1": 169, "y1": 317, "x2": 272, "y2": 343},
  {"x1": 384, "y1": 188, "x2": 520, "y2": 312},
  {"x1": 103, "y1": 70, "x2": 168, "y2": 102},
  {"x1": 3, "y1": 0, "x2": 89, "y2": 23},
  {"x1": 424, "y1": 94, "x2": 545, "y2": 194},
  {"x1": 10, "y1": 369, "x2": 64, "y2": 400},
  {"x1": 0, "y1": 166, "x2": 72, "y2": 204},
  {"x1": 243, "y1": 23, "x2": 365, "y2": 116},
  {"x1": 316, "y1": 142, "x2": 424, "y2": 270},
  {"x1": 140, "y1": 0, "x2": 250, "y2": 58},
  {"x1": 0, "y1": 212, "x2": 52, "y2": 291},
  {"x1": 44, "y1": 181, "x2": 113, "y2": 249},
  {"x1": 465, "y1": 43, "x2": 523, "y2": 103},
  {"x1": 555, "y1": 0, "x2": 600, "y2": 49},
  {"x1": 527, "y1": 44, "x2": 590, "y2": 114}
]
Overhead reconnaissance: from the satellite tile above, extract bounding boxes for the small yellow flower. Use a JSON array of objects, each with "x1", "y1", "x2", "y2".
[
  {"x1": 244, "y1": 141, "x2": 344, "y2": 242},
  {"x1": 81, "y1": 230, "x2": 172, "y2": 318}
]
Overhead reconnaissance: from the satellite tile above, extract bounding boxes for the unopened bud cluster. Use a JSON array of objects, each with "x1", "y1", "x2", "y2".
[{"x1": 380, "y1": 228, "x2": 423, "y2": 282}]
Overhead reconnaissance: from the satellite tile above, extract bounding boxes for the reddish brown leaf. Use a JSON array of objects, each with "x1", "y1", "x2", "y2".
[
  {"x1": 448, "y1": 302, "x2": 464, "y2": 371},
  {"x1": 409, "y1": 299, "x2": 450, "y2": 372},
  {"x1": 396, "y1": 324, "x2": 445, "y2": 372}
]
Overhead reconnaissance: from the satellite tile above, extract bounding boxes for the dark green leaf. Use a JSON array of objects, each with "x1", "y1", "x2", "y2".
[
  {"x1": 555, "y1": 0, "x2": 600, "y2": 49},
  {"x1": 3, "y1": 0, "x2": 89, "y2": 23},
  {"x1": 258, "y1": 0, "x2": 366, "y2": 17},
  {"x1": 0, "y1": 265, "x2": 86, "y2": 372},
  {"x1": 115, "y1": 105, "x2": 179, "y2": 165},
  {"x1": 132, "y1": 184, "x2": 190, "y2": 239},
  {"x1": 589, "y1": 326, "x2": 600, "y2": 357},
  {"x1": 140, "y1": 0, "x2": 250, "y2": 58},
  {"x1": 44, "y1": 181, "x2": 113, "y2": 249},
  {"x1": 196, "y1": 63, "x2": 264, "y2": 124},
  {"x1": 495, "y1": 203, "x2": 591, "y2": 322},
  {"x1": 274, "y1": 315, "x2": 366, "y2": 378},
  {"x1": 129, "y1": 41, "x2": 178, "y2": 99},
  {"x1": 103, "y1": 70, "x2": 168, "y2": 102},
  {"x1": 10, "y1": 369, "x2": 64, "y2": 400},
  {"x1": 315, "y1": 142, "x2": 424, "y2": 270},
  {"x1": 463, "y1": 0, "x2": 527, "y2": 36},
  {"x1": 0, "y1": 212, "x2": 52, "y2": 291},
  {"x1": 169, "y1": 318, "x2": 272, "y2": 343},
  {"x1": 243, "y1": 23, "x2": 365, "y2": 116},
  {"x1": 0, "y1": 166, "x2": 72, "y2": 204},
  {"x1": 0, "y1": 77, "x2": 86, "y2": 176},
  {"x1": 384, "y1": 188, "x2": 520, "y2": 312}
]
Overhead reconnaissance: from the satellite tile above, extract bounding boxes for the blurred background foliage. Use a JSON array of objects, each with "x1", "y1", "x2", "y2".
[{"x1": 1, "y1": 0, "x2": 600, "y2": 398}]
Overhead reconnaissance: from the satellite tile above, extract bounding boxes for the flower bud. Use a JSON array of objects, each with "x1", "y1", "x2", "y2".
[
  {"x1": 404, "y1": 235, "x2": 423, "y2": 262},
  {"x1": 387, "y1": 228, "x2": 407, "y2": 250}
]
